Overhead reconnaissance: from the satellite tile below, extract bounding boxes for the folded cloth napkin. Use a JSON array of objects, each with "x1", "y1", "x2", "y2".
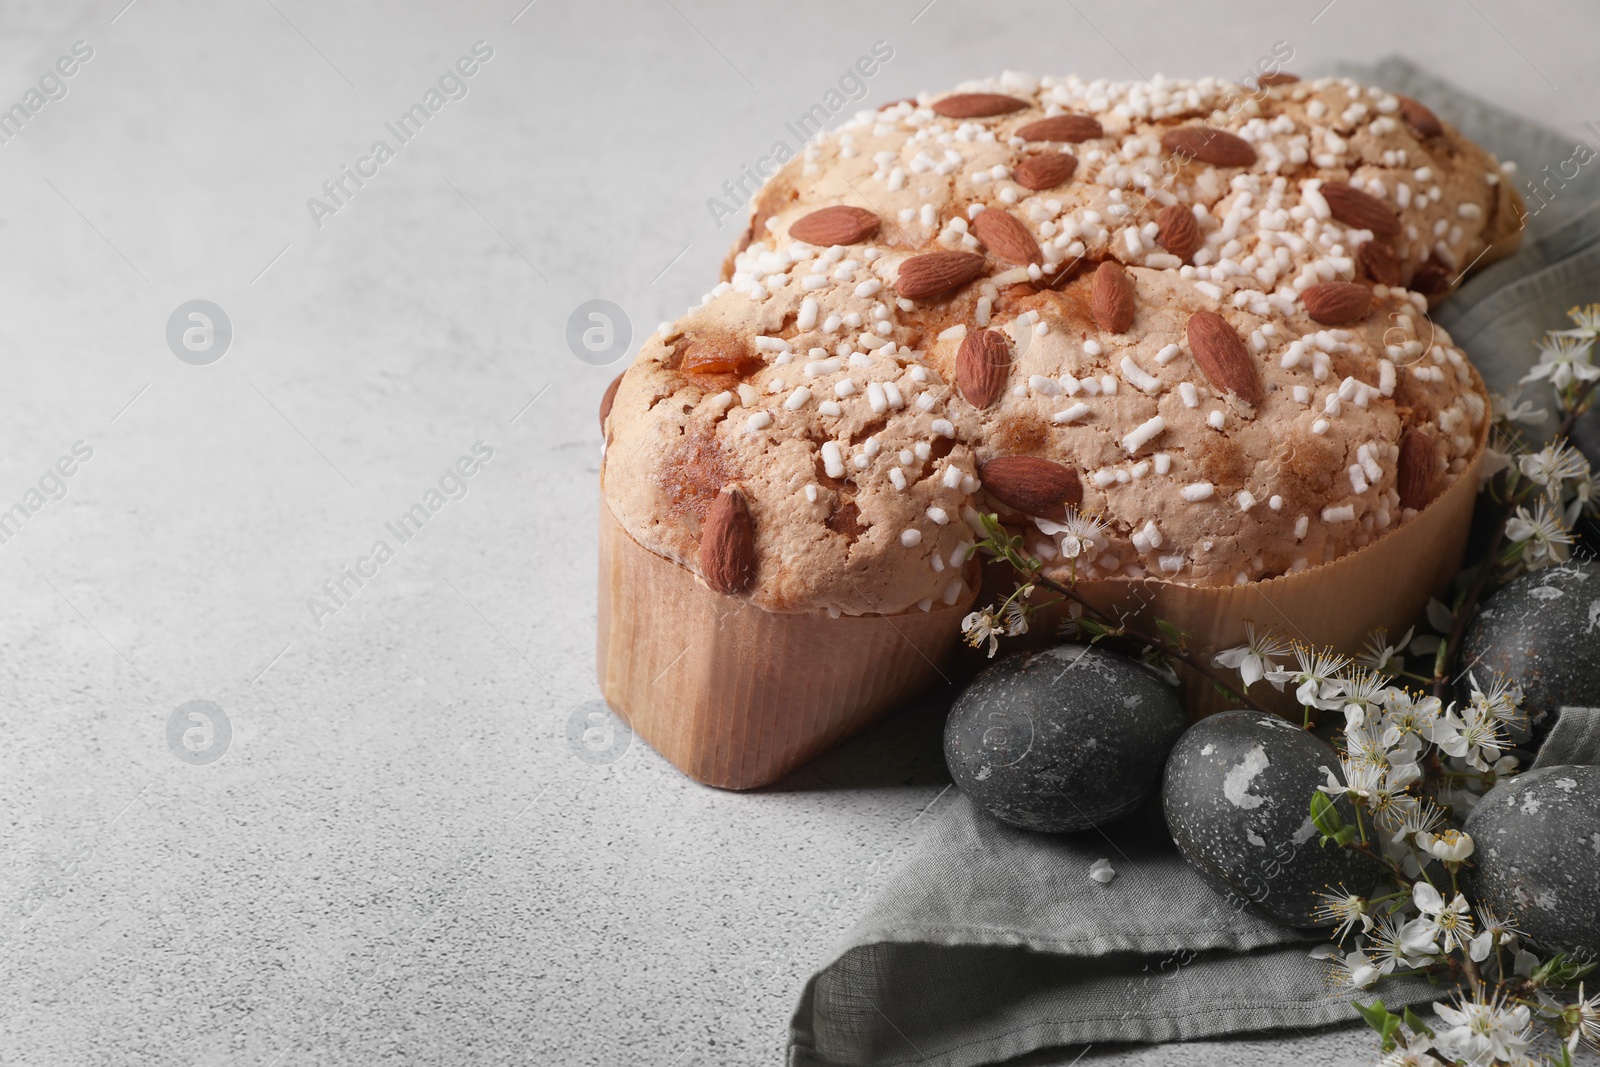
[{"x1": 789, "y1": 58, "x2": 1600, "y2": 1067}]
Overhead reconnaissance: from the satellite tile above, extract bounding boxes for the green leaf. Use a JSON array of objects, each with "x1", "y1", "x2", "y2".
[
  {"x1": 1309, "y1": 792, "x2": 1343, "y2": 838},
  {"x1": 1532, "y1": 953, "x2": 1597, "y2": 988},
  {"x1": 1352, "y1": 999, "x2": 1401, "y2": 1051},
  {"x1": 1401, "y1": 1007, "x2": 1433, "y2": 1038}
]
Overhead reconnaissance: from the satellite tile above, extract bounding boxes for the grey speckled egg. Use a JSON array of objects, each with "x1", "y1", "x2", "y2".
[
  {"x1": 1460, "y1": 560, "x2": 1600, "y2": 740},
  {"x1": 1464, "y1": 764, "x2": 1600, "y2": 957},
  {"x1": 943, "y1": 644, "x2": 1187, "y2": 833},
  {"x1": 1163, "y1": 711, "x2": 1383, "y2": 928}
]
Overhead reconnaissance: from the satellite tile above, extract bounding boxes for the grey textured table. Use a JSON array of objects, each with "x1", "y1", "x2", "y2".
[{"x1": 1, "y1": 3, "x2": 1595, "y2": 1064}]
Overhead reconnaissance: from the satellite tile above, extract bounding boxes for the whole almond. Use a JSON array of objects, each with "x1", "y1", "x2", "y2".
[
  {"x1": 1410, "y1": 258, "x2": 1453, "y2": 296},
  {"x1": 1258, "y1": 71, "x2": 1299, "y2": 86},
  {"x1": 1358, "y1": 241, "x2": 1402, "y2": 287},
  {"x1": 1397, "y1": 430, "x2": 1437, "y2": 509},
  {"x1": 895, "y1": 251, "x2": 987, "y2": 300},
  {"x1": 681, "y1": 335, "x2": 755, "y2": 375},
  {"x1": 1161, "y1": 125, "x2": 1257, "y2": 167},
  {"x1": 1014, "y1": 151, "x2": 1078, "y2": 190},
  {"x1": 1091, "y1": 261, "x2": 1135, "y2": 333},
  {"x1": 971, "y1": 209, "x2": 1041, "y2": 264},
  {"x1": 1015, "y1": 114, "x2": 1103, "y2": 142},
  {"x1": 699, "y1": 484, "x2": 755, "y2": 595},
  {"x1": 1397, "y1": 94, "x2": 1443, "y2": 138},
  {"x1": 931, "y1": 92, "x2": 1028, "y2": 119},
  {"x1": 789, "y1": 205, "x2": 879, "y2": 246},
  {"x1": 1320, "y1": 182, "x2": 1402, "y2": 237},
  {"x1": 1155, "y1": 204, "x2": 1200, "y2": 262},
  {"x1": 1185, "y1": 311, "x2": 1263, "y2": 407},
  {"x1": 1301, "y1": 281, "x2": 1373, "y2": 325},
  {"x1": 978, "y1": 456, "x2": 1083, "y2": 520},
  {"x1": 599, "y1": 372, "x2": 623, "y2": 430},
  {"x1": 956, "y1": 330, "x2": 1012, "y2": 409}
]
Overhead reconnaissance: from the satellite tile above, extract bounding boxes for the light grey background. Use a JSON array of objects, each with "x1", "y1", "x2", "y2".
[{"x1": 0, "y1": 2, "x2": 1593, "y2": 1064}]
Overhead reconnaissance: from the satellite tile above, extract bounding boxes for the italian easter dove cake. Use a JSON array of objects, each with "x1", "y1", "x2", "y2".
[{"x1": 596, "y1": 69, "x2": 1522, "y2": 788}]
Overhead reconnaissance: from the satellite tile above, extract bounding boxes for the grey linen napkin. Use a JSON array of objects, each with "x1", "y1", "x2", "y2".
[{"x1": 788, "y1": 59, "x2": 1600, "y2": 1067}]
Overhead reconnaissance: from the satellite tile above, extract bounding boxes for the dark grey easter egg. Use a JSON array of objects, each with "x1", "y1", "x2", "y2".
[
  {"x1": 1163, "y1": 711, "x2": 1383, "y2": 928},
  {"x1": 1460, "y1": 560, "x2": 1600, "y2": 741},
  {"x1": 1464, "y1": 764, "x2": 1600, "y2": 957},
  {"x1": 944, "y1": 644, "x2": 1187, "y2": 833}
]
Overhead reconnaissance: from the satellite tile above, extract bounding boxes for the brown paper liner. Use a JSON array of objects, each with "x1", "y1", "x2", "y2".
[
  {"x1": 596, "y1": 501, "x2": 978, "y2": 789},
  {"x1": 1057, "y1": 414, "x2": 1490, "y2": 718}
]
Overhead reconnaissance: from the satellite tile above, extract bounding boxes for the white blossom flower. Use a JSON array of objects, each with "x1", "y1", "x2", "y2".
[
  {"x1": 1390, "y1": 799, "x2": 1444, "y2": 845},
  {"x1": 1001, "y1": 596, "x2": 1030, "y2": 637},
  {"x1": 1368, "y1": 912, "x2": 1433, "y2": 975},
  {"x1": 1411, "y1": 881, "x2": 1476, "y2": 954},
  {"x1": 1572, "y1": 983, "x2": 1600, "y2": 1053},
  {"x1": 1566, "y1": 466, "x2": 1600, "y2": 527},
  {"x1": 1468, "y1": 905, "x2": 1520, "y2": 963},
  {"x1": 1050, "y1": 508, "x2": 1109, "y2": 560},
  {"x1": 1558, "y1": 301, "x2": 1600, "y2": 338},
  {"x1": 1356, "y1": 626, "x2": 1412, "y2": 674},
  {"x1": 1490, "y1": 386, "x2": 1549, "y2": 427},
  {"x1": 1478, "y1": 445, "x2": 1515, "y2": 488},
  {"x1": 1375, "y1": 1048, "x2": 1435, "y2": 1067},
  {"x1": 1211, "y1": 622, "x2": 1292, "y2": 690},
  {"x1": 1311, "y1": 886, "x2": 1371, "y2": 941},
  {"x1": 1432, "y1": 990, "x2": 1533, "y2": 1066},
  {"x1": 1407, "y1": 598, "x2": 1455, "y2": 658},
  {"x1": 961, "y1": 608, "x2": 1005, "y2": 658},
  {"x1": 1267, "y1": 643, "x2": 1351, "y2": 709},
  {"x1": 1505, "y1": 497, "x2": 1573, "y2": 571},
  {"x1": 1523, "y1": 333, "x2": 1600, "y2": 391},
  {"x1": 1331, "y1": 947, "x2": 1381, "y2": 989},
  {"x1": 1466, "y1": 672, "x2": 1527, "y2": 739},
  {"x1": 1419, "y1": 828, "x2": 1475, "y2": 864},
  {"x1": 1381, "y1": 689, "x2": 1443, "y2": 749},
  {"x1": 1433, "y1": 702, "x2": 1506, "y2": 772},
  {"x1": 1519, "y1": 440, "x2": 1590, "y2": 500}
]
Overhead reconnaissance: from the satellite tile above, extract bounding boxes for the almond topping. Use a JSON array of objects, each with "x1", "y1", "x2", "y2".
[
  {"x1": 1258, "y1": 71, "x2": 1299, "y2": 86},
  {"x1": 1014, "y1": 151, "x2": 1078, "y2": 191},
  {"x1": 930, "y1": 92, "x2": 1028, "y2": 119},
  {"x1": 1015, "y1": 114, "x2": 1103, "y2": 142},
  {"x1": 956, "y1": 329, "x2": 1012, "y2": 409},
  {"x1": 1358, "y1": 241, "x2": 1402, "y2": 287},
  {"x1": 1155, "y1": 204, "x2": 1200, "y2": 262},
  {"x1": 699, "y1": 484, "x2": 755, "y2": 595},
  {"x1": 1161, "y1": 125, "x2": 1257, "y2": 167},
  {"x1": 1397, "y1": 94, "x2": 1443, "y2": 138},
  {"x1": 971, "y1": 208, "x2": 1042, "y2": 264},
  {"x1": 680, "y1": 335, "x2": 758, "y2": 375},
  {"x1": 1301, "y1": 281, "x2": 1373, "y2": 325},
  {"x1": 978, "y1": 456, "x2": 1082, "y2": 520},
  {"x1": 895, "y1": 251, "x2": 987, "y2": 300},
  {"x1": 1410, "y1": 257, "x2": 1453, "y2": 297},
  {"x1": 1320, "y1": 182, "x2": 1402, "y2": 237},
  {"x1": 1185, "y1": 311, "x2": 1263, "y2": 408},
  {"x1": 789, "y1": 205, "x2": 880, "y2": 246},
  {"x1": 1397, "y1": 430, "x2": 1437, "y2": 509},
  {"x1": 1091, "y1": 261, "x2": 1135, "y2": 333}
]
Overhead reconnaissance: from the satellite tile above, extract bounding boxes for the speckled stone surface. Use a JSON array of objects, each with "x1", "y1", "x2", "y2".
[
  {"x1": 2, "y1": 2, "x2": 1598, "y2": 1065},
  {"x1": 1163, "y1": 711, "x2": 1381, "y2": 928},
  {"x1": 1465, "y1": 764, "x2": 1600, "y2": 957},
  {"x1": 1460, "y1": 559, "x2": 1600, "y2": 733},
  {"x1": 944, "y1": 645, "x2": 1185, "y2": 832}
]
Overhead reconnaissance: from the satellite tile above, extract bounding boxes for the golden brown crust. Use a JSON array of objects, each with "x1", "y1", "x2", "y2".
[{"x1": 604, "y1": 72, "x2": 1511, "y2": 615}]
